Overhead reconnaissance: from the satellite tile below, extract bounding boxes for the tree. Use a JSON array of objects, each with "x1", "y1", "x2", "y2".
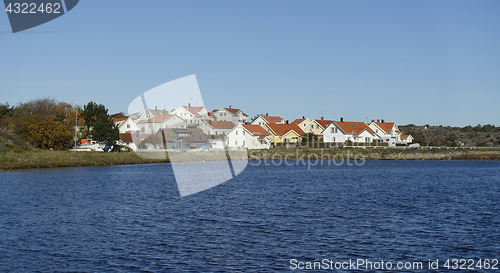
[
  {"x1": 81, "y1": 102, "x2": 119, "y2": 145},
  {"x1": 12, "y1": 98, "x2": 83, "y2": 150},
  {"x1": 0, "y1": 102, "x2": 15, "y2": 129}
]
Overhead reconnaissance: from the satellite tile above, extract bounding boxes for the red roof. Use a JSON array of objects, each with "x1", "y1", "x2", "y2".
[
  {"x1": 332, "y1": 121, "x2": 376, "y2": 136},
  {"x1": 262, "y1": 115, "x2": 284, "y2": 124},
  {"x1": 257, "y1": 136, "x2": 267, "y2": 140},
  {"x1": 372, "y1": 122, "x2": 396, "y2": 133},
  {"x1": 290, "y1": 118, "x2": 307, "y2": 126},
  {"x1": 120, "y1": 134, "x2": 133, "y2": 142},
  {"x1": 218, "y1": 107, "x2": 248, "y2": 117},
  {"x1": 267, "y1": 123, "x2": 304, "y2": 136},
  {"x1": 241, "y1": 124, "x2": 271, "y2": 136},
  {"x1": 206, "y1": 120, "x2": 235, "y2": 129},
  {"x1": 315, "y1": 119, "x2": 333, "y2": 128},
  {"x1": 113, "y1": 118, "x2": 127, "y2": 124},
  {"x1": 183, "y1": 106, "x2": 205, "y2": 116},
  {"x1": 401, "y1": 135, "x2": 410, "y2": 139},
  {"x1": 145, "y1": 114, "x2": 173, "y2": 123}
]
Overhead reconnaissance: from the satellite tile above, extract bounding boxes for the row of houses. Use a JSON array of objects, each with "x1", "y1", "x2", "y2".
[{"x1": 114, "y1": 105, "x2": 413, "y2": 150}]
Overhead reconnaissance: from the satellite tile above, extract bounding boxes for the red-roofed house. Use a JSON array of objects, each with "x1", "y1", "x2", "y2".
[
  {"x1": 227, "y1": 124, "x2": 271, "y2": 149},
  {"x1": 368, "y1": 120, "x2": 403, "y2": 143},
  {"x1": 251, "y1": 113, "x2": 286, "y2": 131},
  {"x1": 400, "y1": 135, "x2": 413, "y2": 144},
  {"x1": 266, "y1": 123, "x2": 304, "y2": 145},
  {"x1": 212, "y1": 106, "x2": 248, "y2": 124},
  {"x1": 322, "y1": 120, "x2": 377, "y2": 143},
  {"x1": 198, "y1": 120, "x2": 236, "y2": 136}
]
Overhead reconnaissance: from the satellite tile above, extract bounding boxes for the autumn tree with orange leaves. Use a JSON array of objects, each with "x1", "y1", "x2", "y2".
[{"x1": 12, "y1": 98, "x2": 84, "y2": 150}]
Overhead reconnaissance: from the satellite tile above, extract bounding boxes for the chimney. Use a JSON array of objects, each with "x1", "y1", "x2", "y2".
[
  {"x1": 381, "y1": 119, "x2": 385, "y2": 123},
  {"x1": 371, "y1": 119, "x2": 375, "y2": 123},
  {"x1": 266, "y1": 113, "x2": 268, "y2": 116},
  {"x1": 377, "y1": 119, "x2": 380, "y2": 123},
  {"x1": 229, "y1": 105, "x2": 231, "y2": 109},
  {"x1": 302, "y1": 116, "x2": 305, "y2": 119},
  {"x1": 340, "y1": 117, "x2": 344, "y2": 122},
  {"x1": 286, "y1": 120, "x2": 289, "y2": 124},
  {"x1": 321, "y1": 117, "x2": 324, "y2": 120},
  {"x1": 155, "y1": 106, "x2": 157, "y2": 111},
  {"x1": 188, "y1": 103, "x2": 191, "y2": 107}
]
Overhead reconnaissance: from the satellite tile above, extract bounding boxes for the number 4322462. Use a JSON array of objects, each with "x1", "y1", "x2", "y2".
[{"x1": 6, "y1": 3, "x2": 61, "y2": 14}]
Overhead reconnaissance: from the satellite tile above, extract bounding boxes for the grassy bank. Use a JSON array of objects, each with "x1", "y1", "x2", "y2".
[
  {"x1": 0, "y1": 150, "x2": 167, "y2": 171},
  {"x1": 1, "y1": 148, "x2": 499, "y2": 172}
]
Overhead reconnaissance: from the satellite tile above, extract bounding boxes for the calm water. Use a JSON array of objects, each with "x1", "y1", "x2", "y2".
[{"x1": 0, "y1": 161, "x2": 499, "y2": 272}]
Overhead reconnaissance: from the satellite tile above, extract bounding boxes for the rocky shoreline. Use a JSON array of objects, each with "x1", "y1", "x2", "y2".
[{"x1": 1, "y1": 149, "x2": 499, "y2": 172}]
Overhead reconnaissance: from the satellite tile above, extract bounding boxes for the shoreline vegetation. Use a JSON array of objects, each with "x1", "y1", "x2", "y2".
[{"x1": 1, "y1": 148, "x2": 500, "y2": 172}]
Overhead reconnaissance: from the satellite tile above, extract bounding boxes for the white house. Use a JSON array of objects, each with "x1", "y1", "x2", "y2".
[
  {"x1": 251, "y1": 113, "x2": 286, "y2": 128},
  {"x1": 198, "y1": 120, "x2": 236, "y2": 137},
  {"x1": 400, "y1": 135, "x2": 414, "y2": 144},
  {"x1": 368, "y1": 120, "x2": 403, "y2": 143},
  {"x1": 116, "y1": 117, "x2": 140, "y2": 134},
  {"x1": 136, "y1": 108, "x2": 168, "y2": 123},
  {"x1": 211, "y1": 106, "x2": 248, "y2": 124},
  {"x1": 141, "y1": 114, "x2": 190, "y2": 134},
  {"x1": 227, "y1": 124, "x2": 271, "y2": 150},
  {"x1": 170, "y1": 104, "x2": 213, "y2": 127},
  {"x1": 322, "y1": 121, "x2": 377, "y2": 143}
]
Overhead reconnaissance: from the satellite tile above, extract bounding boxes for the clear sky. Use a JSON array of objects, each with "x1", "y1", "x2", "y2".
[{"x1": 1, "y1": 0, "x2": 499, "y2": 126}]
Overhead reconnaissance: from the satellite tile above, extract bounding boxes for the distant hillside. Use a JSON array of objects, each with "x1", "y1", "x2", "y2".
[
  {"x1": 400, "y1": 124, "x2": 500, "y2": 147},
  {"x1": 0, "y1": 130, "x2": 32, "y2": 151}
]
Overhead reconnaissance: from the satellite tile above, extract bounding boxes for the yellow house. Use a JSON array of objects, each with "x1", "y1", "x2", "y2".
[
  {"x1": 266, "y1": 123, "x2": 304, "y2": 145},
  {"x1": 291, "y1": 117, "x2": 332, "y2": 136}
]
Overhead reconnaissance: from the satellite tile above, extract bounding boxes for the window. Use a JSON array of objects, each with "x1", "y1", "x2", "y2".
[
  {"x1": 243, "y1": 141, "x2": 245, "y2": 146},
  {"x1": 127, "y1": 124, "x2": 130, "y2": 129},
  {"x1": 235, "y1": 141, "x2": 237, "y2": 145},
  {"x1": 333, "y1": 137, "x2": 336, "y2": 142},
  {"x1": 243, "y1": 131, "x2": 245, "y2": 135},
  {"x1": 331, "y1": 128, "x2": 334, "y2": 133},
  {"x1": 236, "y1": 131, "x2": 238, "y2": 135}
]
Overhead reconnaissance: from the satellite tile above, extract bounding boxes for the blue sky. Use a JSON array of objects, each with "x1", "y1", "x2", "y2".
[{"x1": 1, "y1": 0, "x2": 499, "y2": 126}]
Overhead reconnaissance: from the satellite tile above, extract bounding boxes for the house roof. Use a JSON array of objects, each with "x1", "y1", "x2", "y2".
[
  {"x1": 241, "y1": 124, "x2": 271, "y2": 136},
  {"x1": 161, "y1": 128, "x2": 208, "y2": 142},
  {"x1": 290, "y1": 118, "x2": 307, "y2": 126},
  {"x1": 371, "y1": 122, "x2": 396, "y2": 133},
  {"x1": 332, "y1": 121, "x2": 376, "y2": 136},
  {"x1": 120, "y1": 133, "x2": 133, "y2": 142},
  {"x1": 262, "y1": 115, "x2": 284, "y2": 124},
  {"x1": 400, "y1": 135, "x2": 411, "y2": 139},
  {"x1": 147, "y1": 109, "x2": 169, "y2": 116},
  {"x1": 215, "y1": 106, "x2": 248, "y2": 117},
  {"x1": 315, "y1": 119, "x2": 333, "y2": 129},
  {"x1": 145, "y1": 114, "x2": 174, "y2": 123},
  {"x1": 206, "y1": 120, "x2": 236, "y2": 129},
  {"x1": 113, "y1": 118, "x2": 127, "y2": 124},
  {"x1": 267, "y1": 123, "x2": 304, "y2": 136},
  {"x1": 183, "y1": 106, "x2": 206, "y2": 116},
  {"x1": 257, "y1": 136, "x2": 267, "y2": 140}
]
